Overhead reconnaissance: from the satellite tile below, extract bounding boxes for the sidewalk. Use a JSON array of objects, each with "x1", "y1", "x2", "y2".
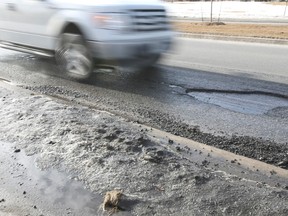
[{"x1": 178, "y1": 31, "x2": 288, "y2": 45}]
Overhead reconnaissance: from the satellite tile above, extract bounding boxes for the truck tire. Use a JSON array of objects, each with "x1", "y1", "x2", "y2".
[{"x1": 56, "y1": 33, "x2": 93, "y2": 81}]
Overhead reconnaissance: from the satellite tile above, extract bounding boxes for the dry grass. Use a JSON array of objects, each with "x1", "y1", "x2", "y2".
[
  {"x1": 267, "y1": 2, "x2": 288, "y2": 6},
  {"x1": 174, "y1": 22, "x2": 288, "y2": 39}
]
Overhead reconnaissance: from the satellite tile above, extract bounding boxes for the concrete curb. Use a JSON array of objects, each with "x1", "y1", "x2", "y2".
[{"x1": 179, "y1": 32, "x2": 288, "y2": 45}]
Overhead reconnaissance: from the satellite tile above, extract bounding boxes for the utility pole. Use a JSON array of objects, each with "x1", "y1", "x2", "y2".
[
  {"x1": 210, "y1": 0, "x2": 213, "y2": 23},
  {"x1": 284, "y1": 0, "x2": 288, "y2": 17}
]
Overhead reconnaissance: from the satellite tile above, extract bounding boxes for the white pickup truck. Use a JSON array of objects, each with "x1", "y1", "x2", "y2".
[{"x1": 0, "y1": 0, "x2": 173, "y2": 81}]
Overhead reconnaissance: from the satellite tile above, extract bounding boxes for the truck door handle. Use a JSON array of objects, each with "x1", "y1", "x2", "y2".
[{"x1": 7, "y1": 3, "x2": 16, "y2": 11}]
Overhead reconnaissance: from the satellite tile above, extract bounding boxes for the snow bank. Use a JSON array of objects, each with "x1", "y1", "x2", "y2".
[{"x1": 165, "y1": 1, "x2": 288, "y2": 19}]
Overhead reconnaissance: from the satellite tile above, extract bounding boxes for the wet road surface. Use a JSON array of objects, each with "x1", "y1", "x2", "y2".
[
  {"x1": 0, "y1": 38, "x2": 287, "y2": 168},
  {"x1": 0, "y1": 85, "x2": 287, "y2": 215},
  {"x1": 1, "y1": 37, "x2": 288, "y2": 215},
  {"x1": 0, "y1": 141, "x2": 100, "y2": 216}
]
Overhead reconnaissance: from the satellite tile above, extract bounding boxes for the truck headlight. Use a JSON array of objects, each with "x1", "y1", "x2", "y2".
[{"x1": 93, "y1": 13, "x2": 129, "y2": 31}]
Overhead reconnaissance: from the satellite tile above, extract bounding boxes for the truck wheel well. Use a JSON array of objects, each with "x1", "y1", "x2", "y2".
[{"x1": 62, "y1": 23, "x2": 83, "y2": 35}]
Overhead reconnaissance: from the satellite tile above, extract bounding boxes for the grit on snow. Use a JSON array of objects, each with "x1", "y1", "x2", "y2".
[
  {"x1": 165, "y1": 1, "x2": 288, "y2": 19},
  {"x1": 1, "y1": 85, "x2": 288, "y2": 215}
]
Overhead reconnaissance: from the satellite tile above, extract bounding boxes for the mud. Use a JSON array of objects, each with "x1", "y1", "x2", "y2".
[{"x1": 1, "y1": 84, "x2": 288, "y2": 215}]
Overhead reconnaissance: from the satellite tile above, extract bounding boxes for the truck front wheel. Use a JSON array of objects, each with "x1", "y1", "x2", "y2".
[{"x1": 56, "y1": 33, "x2": 93, "y2": 81}]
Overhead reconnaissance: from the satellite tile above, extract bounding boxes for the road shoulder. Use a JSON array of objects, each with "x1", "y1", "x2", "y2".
[{"x1": 0, "y1": 80, "x2": 288, "y2": 215}]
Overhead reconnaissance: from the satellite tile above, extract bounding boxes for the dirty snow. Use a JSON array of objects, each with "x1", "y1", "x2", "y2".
[
  {"x1": 165, "y1": 1, "x2": 288, "y2": 19},
  {"x1": 1, "y1": 85, "x2": 288, "y2": 215}
]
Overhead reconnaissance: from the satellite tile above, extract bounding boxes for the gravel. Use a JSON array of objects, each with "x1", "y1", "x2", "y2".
[
  {"x1": 23, "y1": 84, "x2": 288, "y2": 170},
  {"x1": 136, "y1": 107, "x2": 288, "y2": 169}
]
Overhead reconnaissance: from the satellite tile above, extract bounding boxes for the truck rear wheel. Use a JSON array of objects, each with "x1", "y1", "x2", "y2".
[{"x1": 56, "y1": 33, "x2": 93, "y2": 81}]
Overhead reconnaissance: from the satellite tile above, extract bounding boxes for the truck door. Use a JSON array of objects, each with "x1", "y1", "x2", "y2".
[
  {"x1": 1, "y1": 0, "x2": 57, "y2": 50},
  {"x1": 0, "y1": 0, "x2": 18, "y2": 42}
]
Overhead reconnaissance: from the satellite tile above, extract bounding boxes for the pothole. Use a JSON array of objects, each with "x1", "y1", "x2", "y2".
[{"x1": 187, "y1": 91, "x2": 288, "y2": 115}]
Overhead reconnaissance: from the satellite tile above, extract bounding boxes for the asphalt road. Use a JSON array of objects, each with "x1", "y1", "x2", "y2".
[
  {"x1": 164, "y1": 37, "x2": 288, "y2": 83},
  {"x1": 0, "y1": 37, "x2": 288, "y2": 166}
]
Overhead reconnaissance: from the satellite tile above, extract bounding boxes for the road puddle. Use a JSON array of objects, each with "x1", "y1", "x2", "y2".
[
  {"x1": 0, "y1": 141, "x2": 102, "y2": 215},
  {"x1": 188, "y1": 92, "x2": 288, "y2": 115}
]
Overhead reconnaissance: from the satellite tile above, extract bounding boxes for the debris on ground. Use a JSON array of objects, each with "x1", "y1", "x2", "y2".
[
  {"x1": 14, "y1": 149, "x2": 21, "y2": 153},
  {"x1": 102, "y1": 190, "x2": 123, "y2": 215}
]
